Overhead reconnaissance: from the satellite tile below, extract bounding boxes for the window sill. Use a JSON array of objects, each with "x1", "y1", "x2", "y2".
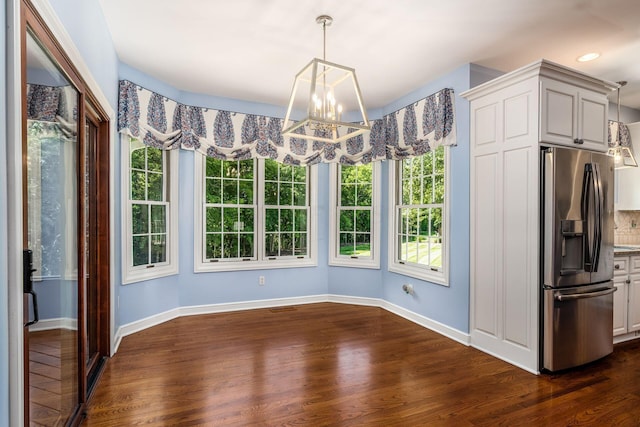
[
  {"x1": 194, "y1": 258, "x2": 317, "y2": 273},
  {"x1": 388, "y1": 263, "x2": 449, "y2": 287},
  {"x1": 122, "y1": 263, "x2": 179, "y2": 285},
  {"x1": 329, "y1": 258, "x2": 380, "y2": 270}
]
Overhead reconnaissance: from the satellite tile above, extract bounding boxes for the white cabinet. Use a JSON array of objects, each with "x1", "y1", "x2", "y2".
[
  {"x1": 615, "y1": 122, "x2": 640, "y2": 210},
  {"x1": 613, "y1": 254, "x2": 640, "y2": 341},
  {"x1": 463, "y1": 59, "x2": 615, "y2": 373},
  {"x1": 540, "y1": 78, "x2": 609, "y2": 152}
]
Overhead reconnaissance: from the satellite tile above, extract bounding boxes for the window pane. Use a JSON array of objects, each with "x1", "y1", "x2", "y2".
[
  {"x1": 293, "y1": 166, "x2": 306, "y2": 183},
  {"x1": 423, "y1": 151, "x2": 433, "y2": 173},
  {"x1": 206, "y1": 158, "x2": 222, "y2": 178},
  {"x1": 223, "y1": 161, "x2": 239, "y2": 179},
  {"x1": 131, "y1": 170, "x2": 146, "y2": 200},
  {"x1": 206, "y1": 234, "x2": 222, "y2": 259},
  {"x1": 434, "y1": 174, "x2": 444, "y2": 204},
  {"x1": 293, "y1": 184, "x2": 306, "y2": 206},
  {"x1": 279, "y1": 184, "x2": 292, "y2": 205},
  {"x1": 147, "y1": 148, "x2": 162, "y2": 172},
  {"x1": 280, "y1": 209, "x2": 293, "y2": 232},
  {"x1": 424, "y1": 175, "x2": 434, "y2": 204},
  {"x1": 223, "y1": 234, "x2": 239, "y2": 258},
  {"x1": 340, "y1": 233, "x2": 354, "y2": 255},
  {"x1": 206, "y1": 207, "x2": 222, "y2": 232},
  {"x1": 223, "y1": 207, "x2": 238, "y2": 232},
  {"x1": 280, "y1": 164, "x2": 292, "y2": 182},
  {"x1": 222, "y1": 179, "x2": 238, "y2": 204},
  {"x1": 294, "y1": 209, "x2": 307, "y2": 232},
  {"x1": 147, "y1": 172, "x2": 163, "y2": 201},
  {"x1": 150, "y1": 205, "x2": 166, "y2": 234},
  {"x1": 294, "y1": 233, "x2": 307, "y2": 256},
  {"x1": 401, "y1": 178, "x2": 411, "y2": 205},
  {"x1": 239, "y1": 180, "x2": 253, "y2": 204},
  {"x1": 265, "y1": 159, "x2": 278, "y2": 180},
  {"x1": 240, "y1": 234, "x2": 253, "y2": 258},
  {"x1": 240, "y1": 208, "x2": 254, "y2": 232},
  {"x1": 238, "y1": 159, "x2": 254, "y2": 179},
  {"x1": 340, "y1": 210, "x2": 354, "y2": 232},
  {"x1": 355, "y1": 233, "x2": 371, "y2": 257},
  {"x1": 132, "y1": 203, "x2": 148, "y2": 234},
  {"x1": 265, "y1": 233, "x2": 278, "y2": 257},
  {"x1": 132, "y1": 236, "x2": 149, "y2": 266},
  {"x1": 356, "y1": 210, "x2": 371, "y2": 233},
  {"x1": 341, "y1": 184, "x2": 356, "y2": 206},
  {"x1": 357, "y1": 183, "x2": 372, "y2": 206},
  {"x1": 150, "y1": 234, "x2": 166, "y2": 263},
  {"x1": 265, "y1": 182, "x2": 278, "y2": 205},
  {"x1": 411, "y1": 176, "x2": 421, "y2": 205},
  {"x1": 206, "y1": 178, "x2": 222, "y2": 204},
  {"x1": 131, "y1": 148, "x2": 145, "y2": 170},
  {"x1": 265, "y1": 209, "x2": 278, "y2": 232},
  {"x1": 280, "y1": 233, "x2": 293, "y2": 256}
]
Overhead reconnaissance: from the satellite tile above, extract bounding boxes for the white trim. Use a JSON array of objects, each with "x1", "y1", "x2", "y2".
[
  {"x1": 387, "y1": 149, "x2": 451, "y2": 286},
  {"x1": 28, "y1": 317, "x2": 78, "y2": 332},
  {"x1": 121, "y1": 138, "x2": 179, "y2": 284},
  {"x1": 194, "y1": 155, "x2": 318, "y2": 273},
  {"x1": 112, "y1": 294, "x2": 470, "y2": 356},
  {"x1": 614, "y1": 333, "x2": 640, "y2": 345},
  {"x1": 7, "y1": 0, "x2": 25, "y2": 423},
  {"x1": 328, "y1": 162, "x2": 381, "y2": 269}
]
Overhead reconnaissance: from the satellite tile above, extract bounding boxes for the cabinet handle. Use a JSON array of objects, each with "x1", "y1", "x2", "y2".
[
  {"x1": 574, "y1": 138, "x2": 584, "y2": 145},
  {"x1": 626, "y1": 279, "x2": 631, "y2": 284},
  {"x1": 615, "y1": 264, "x2": 620, "y2": 269}
]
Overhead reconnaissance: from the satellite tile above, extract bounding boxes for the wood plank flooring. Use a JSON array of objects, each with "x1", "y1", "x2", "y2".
[
  {"x1": 83, "y1": 303, "x2": 640, "y2": 426},
  {"x1": 29, "y1": 329, "x2": 78, "y2": 426}
]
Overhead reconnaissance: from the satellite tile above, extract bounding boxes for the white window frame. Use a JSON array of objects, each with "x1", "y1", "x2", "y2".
[
  {"x1": 388, "y1": 148, "x2": 450, "y2": 285},
  {"x1": 121, "y1": 136, "x2": 179, "y2": 284},
  {"x1": 194, "y1": 155, "x2": 318, "y2": 272},
  {"x1": 328, "y1": 162, "x2": 381, "y2": 269}
]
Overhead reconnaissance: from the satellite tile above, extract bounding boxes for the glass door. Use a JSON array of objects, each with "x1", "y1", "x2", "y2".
[{"x1": 23, "y1": 30, "x2": 81, "y2": 426}]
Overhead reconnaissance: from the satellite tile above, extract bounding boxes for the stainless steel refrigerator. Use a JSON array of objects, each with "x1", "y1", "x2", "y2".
[{"x1": 541, "y1": 146, "x2": 615, "y2": 372}]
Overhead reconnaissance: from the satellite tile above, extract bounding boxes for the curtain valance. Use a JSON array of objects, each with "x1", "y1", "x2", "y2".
[
  {"x1": 118, "y1": 80, "x2": 456, "y2": 165},
  {"x1": 26, "y1": 83, "x2": 78, "y2": 139}
]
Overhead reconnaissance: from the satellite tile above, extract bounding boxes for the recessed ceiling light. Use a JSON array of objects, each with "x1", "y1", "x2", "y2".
[{"x1": 577, "y1": 52, "x2": 600, "y2": 62}]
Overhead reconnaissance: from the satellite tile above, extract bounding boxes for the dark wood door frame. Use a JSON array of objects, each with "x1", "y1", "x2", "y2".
[{"x1": 21, "y1": 1, "x2": 111, "y2": 424}]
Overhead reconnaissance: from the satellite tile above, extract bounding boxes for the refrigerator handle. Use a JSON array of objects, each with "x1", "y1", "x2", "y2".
[
  {"x1": 580, "y1": 164, "x2": 594, "y2": 270},
  {"x1": 592, "y1": 162, "x2": 603, "y2": 271}
]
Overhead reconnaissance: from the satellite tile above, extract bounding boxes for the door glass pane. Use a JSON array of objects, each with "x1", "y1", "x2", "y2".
[{"x1": 26, "y1": 30, "x2": 80, "y2": 425}]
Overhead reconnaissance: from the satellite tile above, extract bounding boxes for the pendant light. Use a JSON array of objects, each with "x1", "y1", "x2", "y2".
[
  {"x1": 607, "y1": 81, "x2": 638, "y2": 168},
  {"x1": 282, "y1": 15, "x2": 370, "y2": 143}
]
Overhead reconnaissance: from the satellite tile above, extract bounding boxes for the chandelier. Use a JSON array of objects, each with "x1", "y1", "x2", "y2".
[
  {"x1": 282, "y1": 15, "x2": 370, "y2": 143},
  {"x1": 607, "y1": 81, "x2": 637, "y2": 168}
]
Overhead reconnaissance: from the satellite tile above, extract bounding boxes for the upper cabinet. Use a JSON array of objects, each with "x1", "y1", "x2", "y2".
[
  {"x1": 540, "y1": 78, "x2": 609, "y2": 152},
  {"x1": 616, "y1": 122, "x2": 640, "y2": 210}
]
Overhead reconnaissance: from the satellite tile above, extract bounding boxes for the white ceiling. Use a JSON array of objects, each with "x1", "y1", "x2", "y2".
[{"x1": 97, "y1": 0, "x2": 640, "y2": 111}]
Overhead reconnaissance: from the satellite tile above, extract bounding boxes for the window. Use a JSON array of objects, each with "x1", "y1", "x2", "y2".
[
  {"x1": 388, "y1": 146, "x2": 449, "y2": 284},
  {"x1": 122, "y1": 137, "x2": 179, "y2": 284},
  {"x1": 329, "y1": 162, "x2": 380, "y2": 268},
  {"x1": 195, "y1": 156, "x2": 317, "y2": 272}
]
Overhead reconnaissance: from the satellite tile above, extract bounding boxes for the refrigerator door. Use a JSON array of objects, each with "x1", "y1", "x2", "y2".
[
  {"x1": 543, "y1": 147, "x2": 592, "y2": 288},
  {"x1": 542, "y1": 147, "x2": 614, "y2": 288},
  {"x1": 589, "y1": 152, "x2": 614, "y2": 284},
  {"x1": 542, "y1": 282, "x2": 615, "y2": 372}
]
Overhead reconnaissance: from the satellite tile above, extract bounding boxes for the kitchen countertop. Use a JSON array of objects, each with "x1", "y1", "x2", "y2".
[{"x1": 614, "y1": 245, "x2": 640, "y2": 256}]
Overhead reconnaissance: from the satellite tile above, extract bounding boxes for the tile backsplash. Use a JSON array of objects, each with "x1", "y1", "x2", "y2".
[{"x1": 615, "y1": 211, "x2": 640, "y2": 245}]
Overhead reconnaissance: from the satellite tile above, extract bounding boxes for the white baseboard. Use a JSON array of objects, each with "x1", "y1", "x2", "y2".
[
  {"x1": 113, "y1": 294, "x2": 469, "y2": 353},
  {"x1": 28, "y1": 317, "x2": 78, "y2": 332},
  {"x1": 614, "y1": 332, "x2": 640, "y2": 345}
]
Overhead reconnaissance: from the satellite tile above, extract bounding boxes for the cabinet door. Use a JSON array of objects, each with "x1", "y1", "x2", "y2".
[
  {"x1": 628, "y1": 273, "x2": 640, "y2": 333},
  {"x1": 540, "y1": 79, "x2": 577, "y2": 146},
  {"x1": 540, "y1": 79, "x2": 608, "y2": 152},
  {"x1": 613, "y1": 276, "x2": 629, "y2": 336},
  {"x1": 578, "y1": 90, "x2": 608, "y2": 151}
]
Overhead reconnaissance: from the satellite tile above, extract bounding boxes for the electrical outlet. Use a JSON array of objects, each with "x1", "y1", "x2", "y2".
[{"x1": 259, "y1": 276, "x2": 265, "y2": 285}]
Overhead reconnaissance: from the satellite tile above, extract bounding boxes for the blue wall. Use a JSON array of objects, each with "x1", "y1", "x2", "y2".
[{"x1": 43, "y1": 1, "x2": 477, "y2": 337}]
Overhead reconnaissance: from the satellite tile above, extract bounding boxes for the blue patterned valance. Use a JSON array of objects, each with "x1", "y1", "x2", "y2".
[{"x1": 117, "y1": 80, "x2": 456, "y2": 165}]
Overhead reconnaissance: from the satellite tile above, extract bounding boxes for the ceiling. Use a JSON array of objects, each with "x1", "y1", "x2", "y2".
[{"x1": 97, "y1": 0, "x2": 640, "y2": 112}]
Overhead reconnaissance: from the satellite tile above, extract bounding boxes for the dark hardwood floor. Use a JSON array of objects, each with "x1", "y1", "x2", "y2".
[{"x1": 83, "y1": 303, "x2": 640, "y2": 426}]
